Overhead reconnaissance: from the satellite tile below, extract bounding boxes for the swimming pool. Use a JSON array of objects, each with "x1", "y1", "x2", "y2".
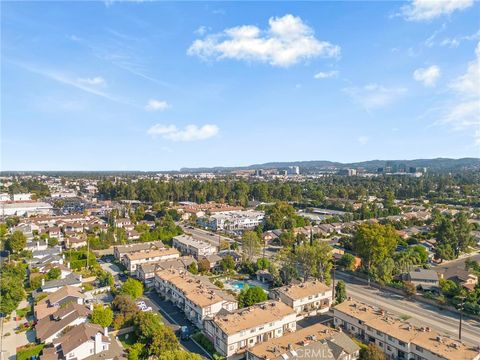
[{"x1": 225, "y1": 280, "x2": 249, "y2": 291}]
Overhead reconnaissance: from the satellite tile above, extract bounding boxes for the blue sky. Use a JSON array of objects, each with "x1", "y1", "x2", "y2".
[{"x1": 2, "y1": 0, "x2": 479, "y2": 171}]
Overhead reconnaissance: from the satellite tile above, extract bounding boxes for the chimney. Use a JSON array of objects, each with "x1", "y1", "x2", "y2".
[
  {"x1": 94, "y1": 332, "x2": 102, "y2": 354},
  {"x1": 104, "y1": 327, "x2": 108, "y2": 337}
]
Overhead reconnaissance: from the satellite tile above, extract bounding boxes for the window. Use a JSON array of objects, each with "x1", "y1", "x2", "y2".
[
  {"x1": 399, "y1": 341, "x2": 406, "y2": 347},
  {"x1": 388, "y1": 336, "x2": 394, "y2": 342},
  {"x1": 250, "y1": 329, "x2": 255, "y2": 333},
  {"x1": 415, "y1": 345, "x2": 423, "y2": 353}
]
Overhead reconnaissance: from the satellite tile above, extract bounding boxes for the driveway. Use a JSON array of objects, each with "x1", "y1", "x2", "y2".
[{"x1": 142, "y1": 292, "x2": 211, "y2": 359}]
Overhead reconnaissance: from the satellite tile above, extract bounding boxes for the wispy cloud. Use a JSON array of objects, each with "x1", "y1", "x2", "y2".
[
  {"x1": 440, "y1": 30, "x2": 480, "y2": 48},
  {"x1": 313, "y1": 70, "x2": 339, "y2": 79},
  {"x1": 357, "y1": 136, "x2": 369, "y2": 145},
  {"x1": 440, "y1": 42, "x2": 480, "y2": 140},
  {"x1": 343, "y1": 84, "x2": 407, "y2": 111},
  {"x1": 11, "y1": 61, "x2": 125, "y2": 104},
  {"x1": 400, "y1": 0, "x2": 474, "y2": 21},
  {"x1": 188, "y1": 14, "x2": 340, "y2": 67},
  {"x1": 77, "y1": 76, "x2": 106, "y2": 86},
  {"x1": 413, "y1": 65, "x2": 440, "y2": 87},
  {"x1": 147, "y1": 124, "x2": 219, "y2": 141},
  {"x1": 145, "y1": 99, "x2": 170, "y2": 111}
]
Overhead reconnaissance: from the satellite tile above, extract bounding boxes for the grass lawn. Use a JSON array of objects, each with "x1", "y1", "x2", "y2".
[
  {"x1": 17, "y1": 344, "x2": 45, "y2": 360},
  {"x1": 16, "y1": 305, "x2": 32, "y2": 318},
  {"x1": 119, "y1": 332, "x2": 138, "y2": 347}
]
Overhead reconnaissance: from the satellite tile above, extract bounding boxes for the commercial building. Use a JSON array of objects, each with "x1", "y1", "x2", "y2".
[
  {"x1": 172, "y1": 234, "x2": 218, "y2": 259},
  {"x1": 333, "y1": 299, "x2": 480, "y2": 360},
  {"x1": 199, "y1": 210, "x2": 265, "y2": 232},
  {"x1": 204, "y1": 301, "x2": 297, "y2": 360}
]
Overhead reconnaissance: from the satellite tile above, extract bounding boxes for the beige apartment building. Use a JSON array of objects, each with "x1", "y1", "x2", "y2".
[
  {"x1": 123, "y1": 247, "x2": 180, "y2": 274},
  {"x1": 204, "y1": 301, "x2": 297, "y2": 360},
  {"x1": 154, "y1": 268, "x2": 237, "y2": 328},
  {"x1": 333, "y1": 299, "x2": 480, "y2": 360},
  {"x1": 272, "y1": 280, "x2": 332, "y2": 317}
]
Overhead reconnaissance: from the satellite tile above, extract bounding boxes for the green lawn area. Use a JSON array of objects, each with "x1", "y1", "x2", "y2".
[
  {"x1": 17, "y1": 344, "x2": 45, "y2": 360},
  {"x1": 119, "y1": 332, "x2": 138, "y2": 347},
  {"x1": 16, "y1": 305, "x2": 32, "y2": 318}
]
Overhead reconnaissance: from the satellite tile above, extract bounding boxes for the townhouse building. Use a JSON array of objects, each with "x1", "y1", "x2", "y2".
[
  {"x1": 247, "y1": 323, "x2": 360, "y2": 360},
  {"x1": 272, "y1": 280, "x2": 332, "y2": 317},
  {"x1": 333, "y1": 299, "x2": 480, "y2": 360},
  {"x1": 204, "y1": 301, "x2": 297, "y2": 360},
  {"x1": 113, "y1": 241, "x2": 165, "y2": 262},
  {"x1": 124, "y1": 248, "x2": 180, "y2": 274},
  {"x1": 154, "y1": 268, "x2": 237, "y2": 328},
  {"x1": 137, "y1": 256, "x2": 195, "y2": 286}
]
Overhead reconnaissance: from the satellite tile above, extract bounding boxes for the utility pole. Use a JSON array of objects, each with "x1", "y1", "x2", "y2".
[
  {"x1": 458, "y1": 296, "x2": 466, "y2": 340},
  {"x1": 332, "y1": 258, "x2": 336, "y2": 303}
]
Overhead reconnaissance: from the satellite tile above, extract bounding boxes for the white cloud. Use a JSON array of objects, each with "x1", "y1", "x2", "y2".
[
  {"x1": 313, "y1": 70, "x2": 339, "y2": 79},
  {"x1": 194, "y1": 26, "x2": 209, "y2": 36},
  {"x1": 344, "y1": 84, "x2": 407, "y2": 110},
  {"x1": 147, "y1": 124, "x2": 219, "y2": 141},
  {"x1": 441, "y1": 30, "x2": 480, "y2": 48},
  {"x1": 413, "y1": 65, "x2": 440, "y2": 87},
  {"x1": 440, "y1": 42, "x2": 480, "y2": 144},
  {"x1": 187, "y1": 14, "x2": 340, "y2": 67},
  {"x1": 357, "y1": 136, "x2": 369, "y2": 145},
  {"x1": 77, "y1": 76, "x2": 106, "y2": 86},
  {"x1": 401, "y1": 0, "x2": 474, "y2": 21},
  {"x1": 145, "y1": 99, "x2": 170, "y2": 111}
]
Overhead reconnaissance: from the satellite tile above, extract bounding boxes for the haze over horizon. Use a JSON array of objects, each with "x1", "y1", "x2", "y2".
[{"x1": 2, "y1": 1, "x2": 480, "y2": 171}]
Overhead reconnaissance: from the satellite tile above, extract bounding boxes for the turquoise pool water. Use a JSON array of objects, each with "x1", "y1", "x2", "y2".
[{"x1": 226, "y1": 280, "x2": 249, "y2": 290}]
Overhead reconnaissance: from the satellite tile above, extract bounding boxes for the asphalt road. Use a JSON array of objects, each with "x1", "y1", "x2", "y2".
[
  {"x1": 180, "y1": 225, "x2": 234, "y2": 247},
  {"x1": 142, "y1": 291, "x2": 211, "y2": 359},
  {"x1": 336, "y1": 272, "x2": 480, "y2": 345},
  {"x1": 432, "y1": 252, "x2": 480, "y2": 271}
]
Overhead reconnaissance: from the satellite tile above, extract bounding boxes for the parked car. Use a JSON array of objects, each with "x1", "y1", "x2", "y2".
[{"x1": 179, "y1": 326, "x2": 190, "y2": 340}]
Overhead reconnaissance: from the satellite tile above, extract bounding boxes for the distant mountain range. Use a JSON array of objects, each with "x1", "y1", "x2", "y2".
[{"x1": 179, "y1": 158, "x2": 480, "y2": 173}]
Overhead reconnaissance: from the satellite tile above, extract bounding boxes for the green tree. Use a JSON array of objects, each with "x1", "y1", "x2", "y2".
[
  {"x1": 220, "y1": 255, "x2": 236, "y2": 272},
  {"x1": 403, "y1": 281, "x2": 416, "y2": 297},
  {"x1": 335, "y1": 280, "x2": 347, "y2": 304},
  {"x1": 6, "y1": 231, "x2": 27, "y2": 253},
  {"x1": 188, "y1": 262, "x2": 199, "y2": 275},
  {"x1": 338, "y1": 253, "x2": 356, "y2": 271},
  {"x1": 121, "y1": 278, "x2": 144, "y2": 300},
  {"x1": 127, "y1": 343, "x2": 144, "y2": 360},
  {"x1": 360, "y1": 343, "x2": 386, "y2": 360},
  {"x1": 135, "y1": 311, "x2": 164, "y2": 342},
  {"x1": 91, "y1": 305, "x2": 114, "y2": 328},
  {"x1": 46, "y1": 268, "x2": 61, "y2": 280},
  {"x1": 352, "y1": 223, "x2": 398, "y2": 275},
  {"x1": 238, "y1": 286, "x2": 268, "y2": 308},
  {"x1": 0, "y1": 263, "x2": 26, "y2": 315},
  {"x1": 197, "y1": 258, "x2": 211, "y2": 273},
  {"x1": 375, "y1": 257, "x2": 395, "y2": 284},
  {"x1": 148, "y1": 326, "x2": 180, "y2": 357},
  {"x1": 48, "y1": 237, "x2": 59, "y2": 247},
  {"x1": 241, "y1": 231, "x2": 260, "y2": 262}
]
